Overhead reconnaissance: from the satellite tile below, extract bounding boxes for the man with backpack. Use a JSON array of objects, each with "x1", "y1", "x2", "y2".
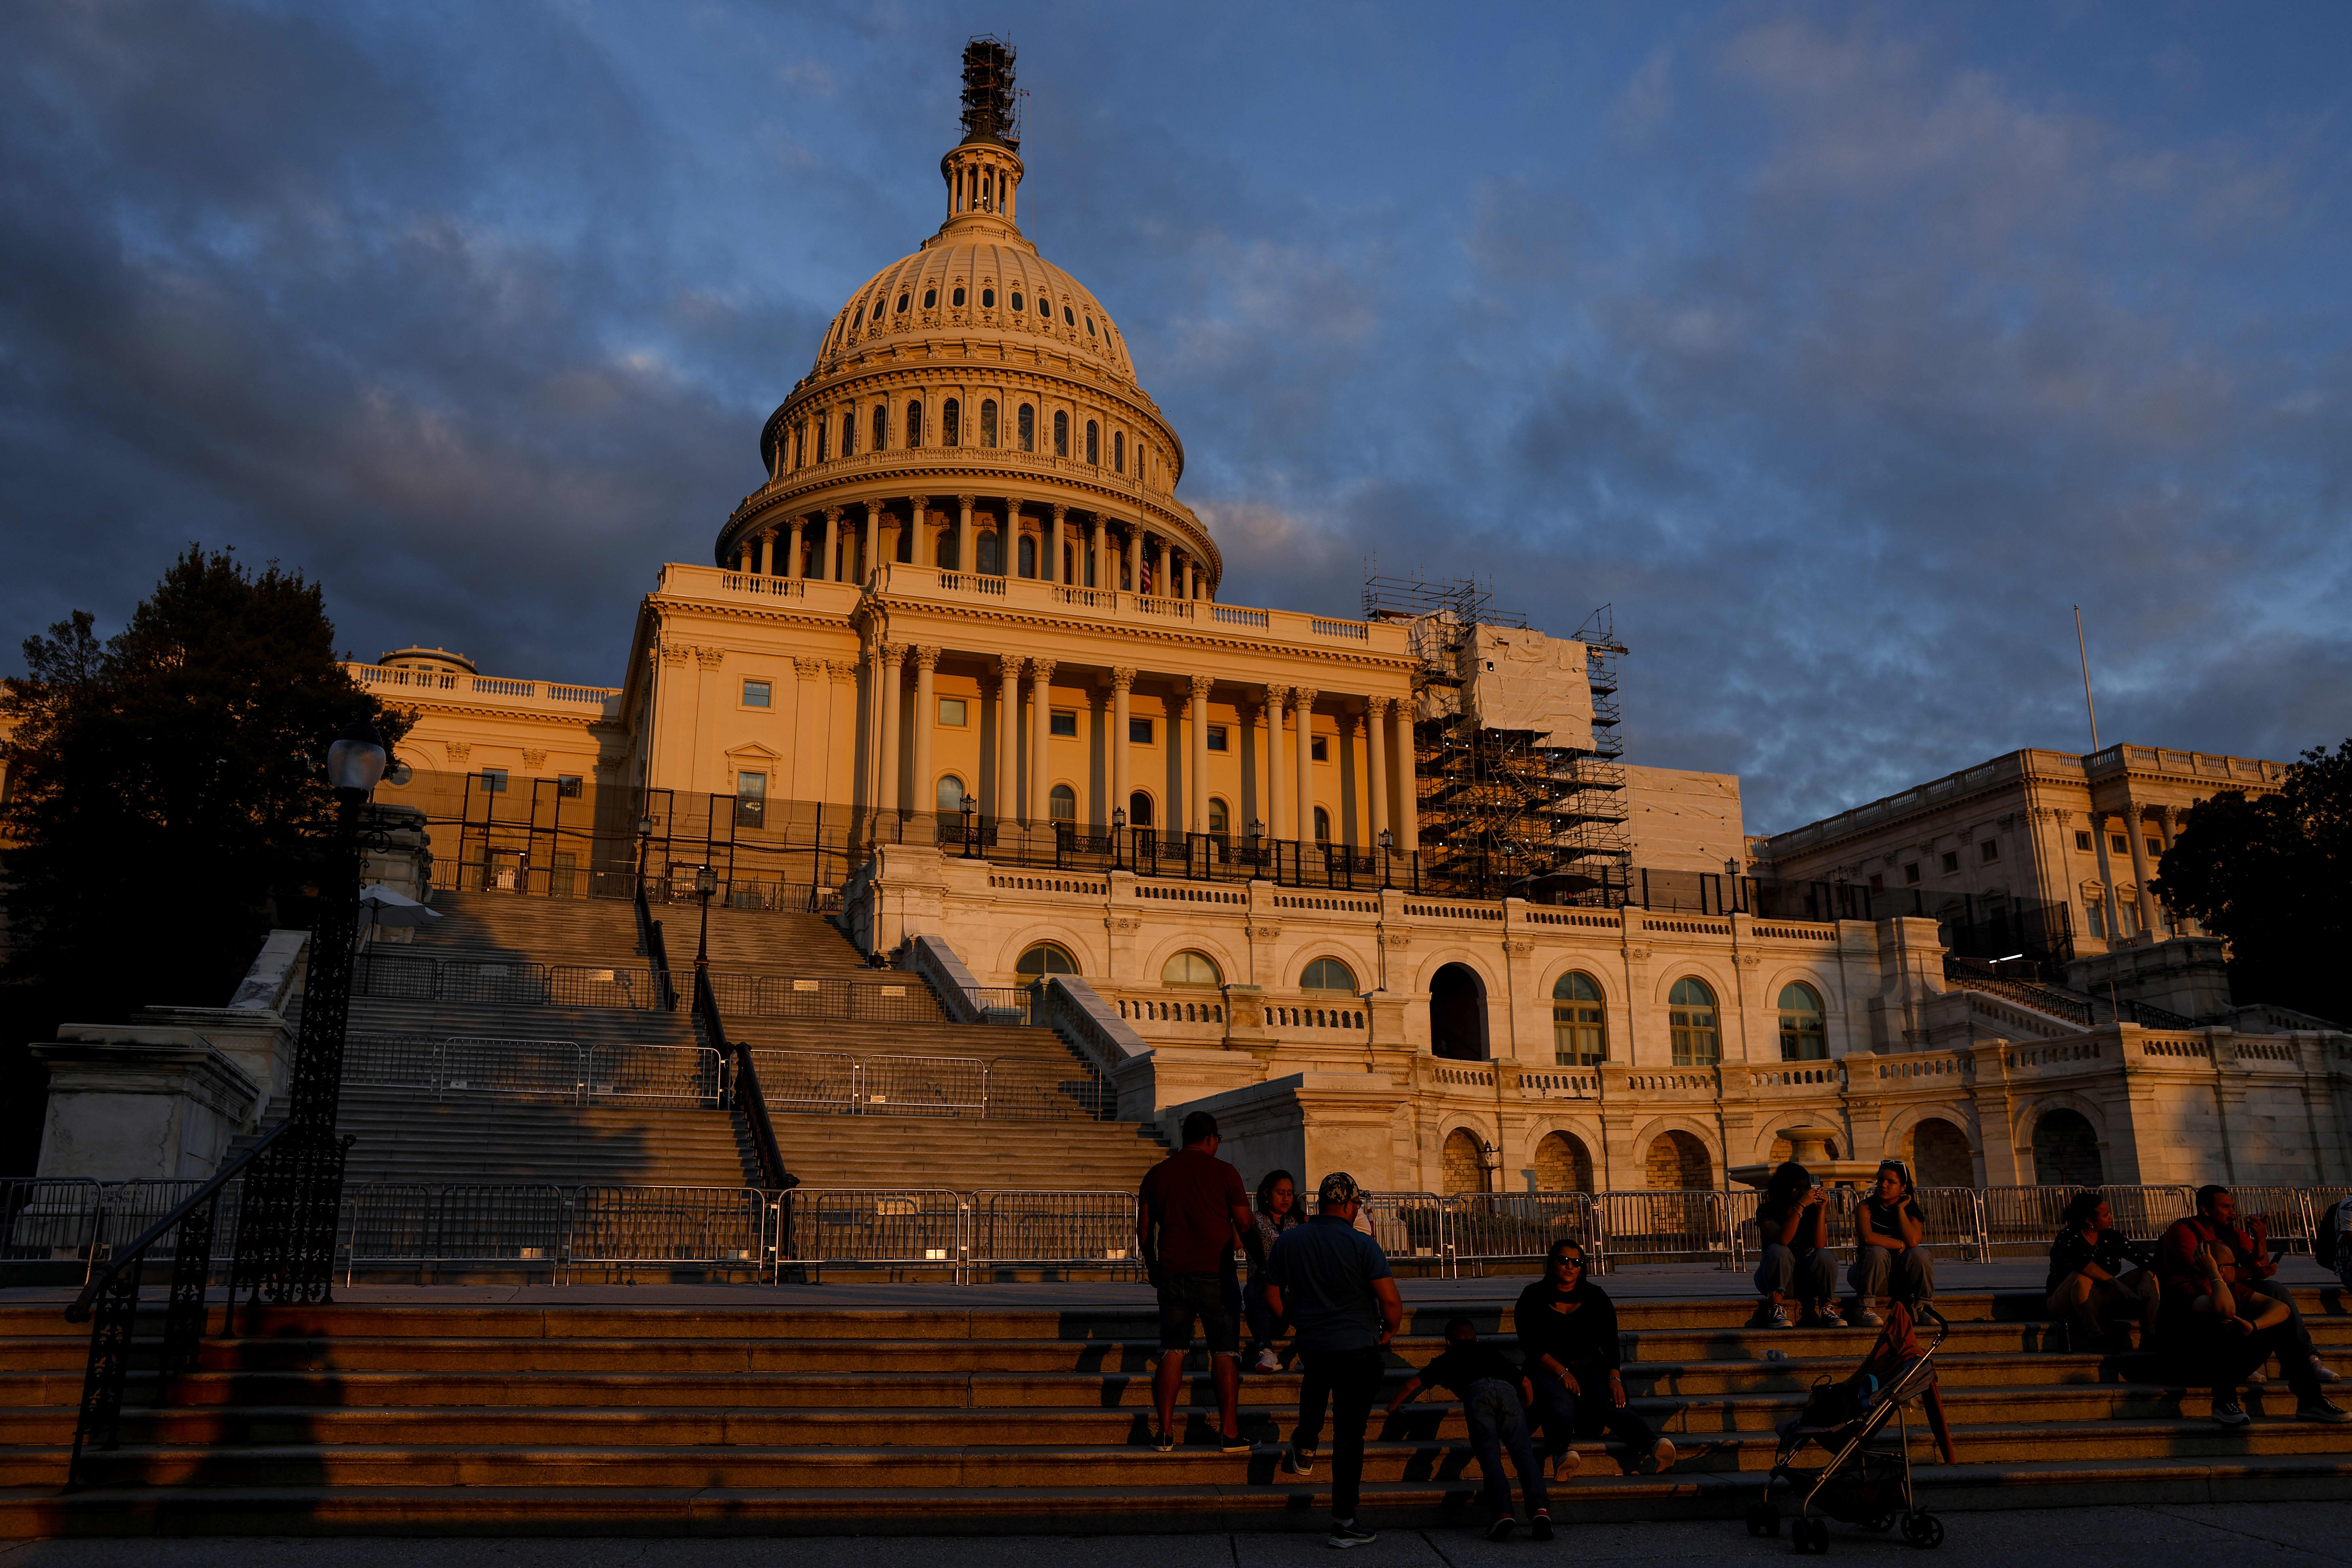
[{"x1": 2322, "y1": 1195, "x2": 2352, "y2": 1293}]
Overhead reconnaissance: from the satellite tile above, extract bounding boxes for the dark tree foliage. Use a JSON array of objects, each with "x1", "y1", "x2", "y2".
[
  {"x1": 0, "y1": 549, "x2": 413, "y2": 1171},
  {"x1": 2153, "y1": 739, "x2": 2352, "y2": 1026}
]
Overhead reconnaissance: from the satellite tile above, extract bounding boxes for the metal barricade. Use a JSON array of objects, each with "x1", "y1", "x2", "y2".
[
  {"x1": 343, "y1": 1034, "x2": 444, "y2": 1092},
  {"x1": 782, "y1": 1188, "x2": 965, "y2": 1276},
  {"x1": 2311, "y1": 1187, "x2": 2351, "y2": 1268},
  {"x1": 342, "y1": 1183, "x2": 566, "y2": 1281},
  {"x1": 2229, "y1": 1184, "x2": 2315, "y2": 1254},
  {"x1": 1731, "y1": 1184, "x2": 1858, "y2": 1270},
  {"x1": 1446, "y1": 1193, "x2": 1600, "y2": 1274},
  {"x1": 2, "y1": 1178, "x2": 103, "y2": 1275},
  {"x1": 549, "y1": 964, "x2": 662, "y2": 1011},
  {"x1": 967, "y1": 1190, "x2": 1139, "y2": 1277},
  {"x1": 435, "y1": 958, "x2": 554, "y2": 1006},
  {"x1": 858, "y1": 1055, "x2": 986, "y2": 1117},
  {"x1": 724, "y1": 974, "x2": 942, "y2": 1023},
  {"x1": 93, "y1": 1180, "x2": 242, "y2": 1267},
  {"x1": 1595, "y1": 1189, "x2": 1731, "y2": 1267},
  {"x1": 438, "y1": 1036, "x2": 583, "y2": 1102},
  {"x1": 2097, "y1": 1184, "x2": 2194, "y2": 1244},
  {"x1": 1913, "y1": 1187, "x2": 1989, "y2": 1265},
  {"x1": 355, "y1": 949, "x2": 438, "y2": 1000},
  {"x1": 1360, "y1": 1192, "x2": 1450, "y2": 1269},
  {"x1": 1978, "y1": 1184, "x2": 2076, "y2": 1258},
  {"x1": 1722, "y1": 1187, "x2": 1763, "y2": 1266},
  {"x1": 586, "y1": 1044, "x2": 724, "y2": 1106},
  {"x1": 751, "y1": 1050, "x2": 860, "y2": 1113},
  {"x1": 564, "y1": 1185, "x2": 768, "y2": 1282},
  {"x1": 979, "y1": 1057, "x2": 1113, "y2": 1121}
]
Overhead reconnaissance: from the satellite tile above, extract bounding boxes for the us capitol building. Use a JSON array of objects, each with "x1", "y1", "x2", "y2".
[{"x1": 326, "y1": 47, "x2": 2346, "y2": 1202}]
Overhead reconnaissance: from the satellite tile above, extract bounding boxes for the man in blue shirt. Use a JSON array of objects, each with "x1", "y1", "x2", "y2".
[{"x1": 1263, "y1": 1172, "x2": 1403, "y2": 1549}]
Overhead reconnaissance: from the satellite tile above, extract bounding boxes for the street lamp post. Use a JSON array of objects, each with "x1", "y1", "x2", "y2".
[
  {"x1": 1378, "y1": 828, "x2": 1395, "y2": 890},
  {"x1": 695, "y1": 863, "x2": 718, "y2": 970},
  {"x1": 960, "y1": 798, "x2": 977, "y2": 860},
  {"x1": 1111, "y1": 807, "x2": 1126, "y2": 872},
  {"x1": 237, "y1": 716, "x2": 387, "y2": 1316}
]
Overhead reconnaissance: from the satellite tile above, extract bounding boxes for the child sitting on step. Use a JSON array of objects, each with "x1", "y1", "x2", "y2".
[{"x1": 1386, "y1": 1317, "x2": 1550, "y2": 1542}]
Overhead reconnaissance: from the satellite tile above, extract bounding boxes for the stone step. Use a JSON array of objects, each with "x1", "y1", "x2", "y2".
[{"x1": 10, "y1": 1454, "x2": 2352, "y2": 1536}]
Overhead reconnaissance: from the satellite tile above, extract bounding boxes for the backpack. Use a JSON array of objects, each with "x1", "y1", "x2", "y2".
[{"x1": 2320, "y1": 1200, "x2": 2345, "y2": 1271}]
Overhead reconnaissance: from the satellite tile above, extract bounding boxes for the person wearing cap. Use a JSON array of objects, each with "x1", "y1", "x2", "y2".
[{"x1": 1263, "y1": 1172, "x2": 1404, "y2": 1550}]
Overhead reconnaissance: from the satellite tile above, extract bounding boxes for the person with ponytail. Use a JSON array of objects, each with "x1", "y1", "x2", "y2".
[{"x1": 1847, "y1": 1159, "x2": 1933, "y2": 1326}]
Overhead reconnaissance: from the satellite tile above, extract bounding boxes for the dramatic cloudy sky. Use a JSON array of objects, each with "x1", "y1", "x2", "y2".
[{"x1": 4, "y1": 1, "x2": 2348, "y2": 832}]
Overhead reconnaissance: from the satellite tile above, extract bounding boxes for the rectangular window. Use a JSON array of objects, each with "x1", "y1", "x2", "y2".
[
  {"x1": 2085, "y1": 899, "x2": 2106, "y2": 938},
  {"x1": 937, "y1": 697, "x2": 968, "y2": 727},
  {"x1": 1903, "y1": 863, "x2": 1921, "y2": 885},
  {"x1": 1129, "y1": 717, "x2": 1154, "y2": 745},
  {"x1": 1049, "y1": 709, "x2": 1078, "y2": 738},
  {"x1": 1868, "y1": 873, "x2": 1884, "y2": 892},
  {"x1": 2110, "y1": 833, "x2": 2130, "y2": 855},
  {"x1": 1940, "y1": 851, "x2": 1960, "y2": 874},
  {"x1": 479, "y1": 768, "x2": 507, "y2": 794},
  {"x1": 741, "y1": 679, "x2": 771, "y2": 709},
  {"x1": 1310, "y1": 736, "x2": 1329, "y2": 762},
  {"x1": 2074, "y1": 831, "x2": 2093, "y2": 851},
  {"x1": 1979, "y1": 839, "x2": 1998, "y2": 862},
  {"x1": 557, "y1": 775, "x2": 583, "y2": 798},
  {"x1": 2144, "y1": 837, "x2": 2162, "y2": 857},
  {"x1": 735, "y1": 770, "x2": 767, "y2": 828},
  {"x1": 1206, "y1": 725, "x2": 1229, "y2": 752}
]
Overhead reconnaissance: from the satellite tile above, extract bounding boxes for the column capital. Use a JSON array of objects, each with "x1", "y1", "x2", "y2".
[
  {"x1": 794, "y1": 656, "x2": 828, "y2": 679},
  {"x1": 1050, "y1": 502, "x2": 1067, "y2": 521},
  {"x1": 913, "y1": 644, "x2": 943, "y2": 674},
  {"x1": 759, "y1": 526, "x2": 777, "y2": 542},
  {"x1": 956, "y1": 493, "x2": 977, "y2": 509},
  {"x1": 866, "y1": 496, "x2": 889, "y2": 516},
  {"x1": 823, "y1": 504, "x2": 843, "y2": 521},
  {"x1": 1366, "y1": 694, "x2": 1393, "y2": 717},
  {"x1": 876, "y1": 641, "x2": 905, "y2": 663},
  {"x1": 1030, "y1": 658, "x2": 1057, "y2": 683},
  {"x1": 824, "y1": 659, "x2": 859, "y2": 684},
  {"x1": 1264, "y1": 683, "x2": 1291, "y2": 706},
  {"x1": 1110, "y1": 665, "x2": 1138, "y2": 693},
  {"x1": 1189, "y1": 673, "x2": 1215, "y2": 701},
  {"x1": 999, "y1": 653, "x2": 1023, "y2": 682},
  {"x1": 1293, "y1": 687, "x2": 1320, "y2": 710}
]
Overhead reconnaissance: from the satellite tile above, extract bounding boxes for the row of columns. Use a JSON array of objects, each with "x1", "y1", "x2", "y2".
[
  {"x1": 2084, "y1": 798, "x2": 2183, "y2": 942},
  {"x1": 735, "y1": 496, "x2": 1209, "y2": 598},
  {"x1": 858, "y1": 643, "x2": 1417, "y2": 850}
]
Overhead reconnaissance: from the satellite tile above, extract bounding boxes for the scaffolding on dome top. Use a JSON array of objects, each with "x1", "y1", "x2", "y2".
[
  {"x1": 960, "y1": 36, "x2": 1023, "y2": 150},
  {"x1": 1362, "y1": 568, "x2": 1630, "y2": 903}
]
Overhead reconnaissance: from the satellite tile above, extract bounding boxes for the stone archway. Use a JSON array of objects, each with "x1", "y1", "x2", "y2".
[
  {"x1": 1910, "y1": 1117, "x2": 1975, "y2": 1188},
  {"x1": 2031, "y1": 1109, "x2": 2103, "y2": 1186},
  {"x1": 1430, "y1": 964, "x2": 1487, "y2": 1061},
  {"x1": 1441, "y1": 1129, "x2": 1490, "y2": 1195},
  {"x1": 1645, "y1": 1129, "x2": 1712, "y2": 1191},
  {"x1": 1534, "y1": 1132, "x2": 1594, "y2": 1194}
]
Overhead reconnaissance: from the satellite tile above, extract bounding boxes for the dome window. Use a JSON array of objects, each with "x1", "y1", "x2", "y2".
[
  {"x1": 850, "y1": 307, "x2": 863, "y2": 330},
  {"x1": 905, "y1": 401, "x2": 924, "y2": 447},
  {"x1": 1053, "y1": 410, "x2": 1068, "y2": 457},
  {"x1": 1086, "y1": 420, "x2": 1099, "y2": 465},
  {"x1": 1063, "y1": 306, "x2": 1075, "y2": 326},
  {"x1": 980, "y1": 399, "x2": 998, "y2": 449},
  {"x1": 1085, "y1": 316, "x2": 1096, "y2": 336},
  {"x1": 871, "y1": 405, "x2": 887, "y2": 451},
  {"x1": 981, "y1": 287, "x2": 996, "y2": 309},
  {"x1": 1017, "y1": 403, "x2": 1035, "y2": 452},
  {"x1": 923, "y1": 287, "x2": 937, "y2": 309},
  {"x1": 943, "y1": 398, "x2": 960, "y2": 446},
  {"x1": 1011, "y1": 291, "x2": 1024, "y2": 311},
  {"x1": 951, "y1": 286, "x2": 966, "y2": 308},
  {"x1": 895, "y1": 293, "x2": 909, "y2": 314},
  {"x1": 1113, "y1": 431, "x2": 1125, "y2": 473}
]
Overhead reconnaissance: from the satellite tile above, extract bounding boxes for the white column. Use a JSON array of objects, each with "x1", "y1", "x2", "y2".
[
  {"x1": 1029, "y1": 659, "x2": 1056, "y2": 826},
  {"x1": 1157, "y1": 538, "x2": 1173, "y2": 598},
  {"x1": 1392, "y1": 697, "x2": 1418, "y2": 853},
  {"x1": 758, "y1": 530, "x2": 775, "y2": 576},
  {"x1": 994, "y1": 654, "x2": 1021, "y2": 827},
  {"x1": 822, "y1": 508, "x2": 841, "y2": 582},
  {"x1": 911, "y1": 646, "x2": 939, "y2": 816},
  {"x1": 908, "y1": 496, "x2": 928, "y2": 569},
  {"x1": 1366, "y1": 697, "x2": 1391, "y2": 842},
  {"x1": 1046, "y1": 505, "x2": 1065, "y2": 585},
  {"x1": 786, "y1": 519, "x2": 804, "y2": 579},
  {"x1": 877, "y1": 644, "x2": 903, "y2": 814},
  {"x1": 1294, "y1": 688, "x2": 1319, "y2": 842},
  {"x1": 1188, "y1": 674, "x2": 1212, "y2": 834},
  {"x1": 957, "y1": 494, "x2": 975, "y2": 576},
  {"x1": 1112, "y1": 667, "x2": 1136, "y2": 835},
  {"x1": 1091, "y1": 515, "x2": 1108, "y2": 589},
  {"x1": 2123, "y1": 796, "x2": 2158, "y2": 937},
  {"x1": 1265, "y1": 685, "x2": 1292, "y2": 839}
]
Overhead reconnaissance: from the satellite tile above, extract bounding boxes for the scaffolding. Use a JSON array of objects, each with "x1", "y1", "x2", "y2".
[
  {"x1": 960, "y1": 36, "x2": 1023, "y2": 149},
  {"x1": 1362, "y1": 572, "x2": 1630, "y2": 901}
]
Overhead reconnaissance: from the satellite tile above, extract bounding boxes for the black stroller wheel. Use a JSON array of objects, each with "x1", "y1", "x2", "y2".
[{"x1": 1901, "y1": 1511, "x2": 1944, "y2": 1549}]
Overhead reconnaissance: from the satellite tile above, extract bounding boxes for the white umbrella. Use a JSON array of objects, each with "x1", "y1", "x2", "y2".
[{"x1": 358, "y1": 884, "x2": 442, "y2": 928}]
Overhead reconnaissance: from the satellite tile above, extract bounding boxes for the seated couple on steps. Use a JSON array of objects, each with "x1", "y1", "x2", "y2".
[
  {"x1": 2154, "y1": 1184, "x2": 2344, "y2": 1427},
  {"x1": 1754, "y1": 1160, "x2": 1935, "y2": 1329}
]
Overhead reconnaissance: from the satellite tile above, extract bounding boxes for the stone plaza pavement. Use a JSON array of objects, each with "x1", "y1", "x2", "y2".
[{"x1": 0, "y1": 1503, "x2": 2348, "y2": 1566}]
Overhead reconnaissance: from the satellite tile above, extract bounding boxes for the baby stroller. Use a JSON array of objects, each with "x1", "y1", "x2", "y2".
[{"x1": 1746, "y1": 1301, "x2": 1954, "y2": 1553}]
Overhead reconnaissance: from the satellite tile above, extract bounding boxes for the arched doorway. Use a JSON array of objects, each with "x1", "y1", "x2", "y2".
[
  {"x1": 1910, "y1": 1117, "x2": 1975, "y2": 1187},
  {"x1": 1534, "y1": 1132, "x2": 1594, "y2": 1194},
  {"x1": 1645, "y1": 1129, "x2": 1712, "y2": 1191},
  {"x1": 2032, "y1": 1109, "x2": 2103, "y2": 1186},
  {"x1": 1429, "y1": 964, "x2": 1487, "y2": 1061},
  {"x1": 1441, "y1": 1129, "x2": 1490, "y2": 1195}
]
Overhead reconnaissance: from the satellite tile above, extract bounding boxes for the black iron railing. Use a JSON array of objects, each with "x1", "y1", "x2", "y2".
[
  {"x1": 634, "y1": 879, "x2": 678, "y2": 1011},
  {"x1": 62, "y1": 1121, "x2": 291, "y2": 1483},
  {"x1": 695, "y1": 965, "x2": 792, "y2": 1195}
]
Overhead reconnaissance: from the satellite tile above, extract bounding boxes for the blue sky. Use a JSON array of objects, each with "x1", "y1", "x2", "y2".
[{"x1": 4, "y1": 1, "x2": 2348, "y2": 831}]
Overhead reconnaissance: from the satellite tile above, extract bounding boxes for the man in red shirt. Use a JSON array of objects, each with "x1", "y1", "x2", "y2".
[
  {"x1": 1138, "y1": 1111, "x2": 1263, "y2": 1453},
  {"x1": 2156, "y1": 1185, "x2": 2345, "y2": 1426}
]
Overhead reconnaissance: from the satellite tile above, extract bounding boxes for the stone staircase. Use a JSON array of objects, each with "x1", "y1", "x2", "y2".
[
  {"x1": 297, "y1": 890, "x2": 1168, "y2": 1193},
  {"x1": 2, "y1": 1286, "x2": 2347, "y2": 1535}
]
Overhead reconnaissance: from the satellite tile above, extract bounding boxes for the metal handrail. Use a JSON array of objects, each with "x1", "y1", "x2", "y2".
[
  {"x1": 635, "y1": 880, "x2": 678, "y2": 1012},
  {"x1": 65, "y1": 1121, "x2": 288, "y2": 1325},
  {"x1": 698, "y1": 965, "x2": 792, "y2": 1195}
]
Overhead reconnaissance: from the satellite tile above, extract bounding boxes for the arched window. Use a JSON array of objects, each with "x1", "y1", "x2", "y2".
[
  {"x1": 816, "y1": 418, "x2": 828, "y2": 463},
  {"x1": 1551, "y1": 972, "x2": 1606, "y2": 1066},
  {"x1": 1669, "y1": 977, "x2": 1720, "y2": 1066},
  {"x1": 1010, "y1": 290, "x2": 1024, "y2": 312},
  {"x1": 1063, "y1": 305, "x2": 1075, "y2": 326},
  {"x1": 1441, "y1": 1129, "x2": 1489, "y2": 1196},
  {"x1": 850, "y1": 306, "x2": 863, "y2": 331},
  {"x1": 871, "y1": 405, "x2": 887, "y2": 451},
  {"x1": 894, "y1": 292, "x2": 908, "y2": 314},
  {"x1": 1162, "y1": 950, "x2": 1222, "y2": 987},
  {"x1": 1645, "y1": 1130, "x2": 1713, "y2": 1191},
  {"x1": 1053, "y1": 409, "x2": 1069, "y2": 456},
  {"x1": 935, "y1": 529, "x2": 958, "y2": 570},
  {"x1": 1207, "y1": 797, "x2": 1229, "y2": 834},
  {"x1": 1017, "y1": 534, "x2": 1037, "y2": 578},
  {"x1": 1016, "y1": 942, "x2": 1079, "y2": 977},
  {"x1": 1127, "y1": 790, "x2": 1154, "y2": 827},
  {"x1": 1777, "y1": 982, "x2": 1827, "y2": 1061},
  {"x1": 1301, "y1": 956, "x2": 1358, "y2": 994},
  {"x1": 840, "y1": 409, "x2": 856, "y2": 457},
  {"x1": 942, "y1": 398, "x2": 960, "y2": 446},
  {"x1": 1048, "y1": 784, "x2": 1076, "y2": 822},
  {"x1": 905, "y1": 402, "x2": 924, "y2": 447},
  {"x1": 1911, "y1": 1117, "x2": 1974, "y2": 1187},
  {"x1": 981, "y1": 399, "x2": 998, "y2": 448},
  {"x1": 977, "y1": 531, "x2": 1000, "y2": 575},
  {"x1": 2032, "y1": 1109, "x2": 2103, "y2": 1185},
  {"x1": 936, "y1": 775, "x2": 967, "y2": 812},
  {"x1": 1313, "y1": 805, "x2": 1331, "y2": 842},
  {"x1": 981, "y1": 286, "x2": 995, "y2": 308},
  {"x1": 1086, "y1": 420, "x2": 1100, "y2": 464},
  {"x1": 1017, "y1": 404, "x2": 1035, "y2": 451},
  {"x1": 922, "y1": 287, "x2": 937, "y2": 309},
  {"x1": 1113, "y1": 431, "x2": 1125, "y2": 473},
  {"x1": 951, "y1": 285, "x2": 966, "y2": 308},
  {"x1": 1535, "y1": 1132, "x2": 1594, "y2": 1194}
]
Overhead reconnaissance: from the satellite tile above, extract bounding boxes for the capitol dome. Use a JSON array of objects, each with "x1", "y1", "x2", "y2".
[{"x1": 720, "y1": 42, "x2": 1215, "y2": 597}]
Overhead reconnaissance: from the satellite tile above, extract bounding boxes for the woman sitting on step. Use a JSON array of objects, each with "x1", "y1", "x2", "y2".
[
  {"x1": 1847, "y1": 1160, "x2": 1934, "y2": 1326},
  {"x1": 2044, "y1": 1192, "x2": 2160, "y2": 1352},
  {"x1": 1752, "y1": 1161, "x2": 1839, "y2": 1329}
]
